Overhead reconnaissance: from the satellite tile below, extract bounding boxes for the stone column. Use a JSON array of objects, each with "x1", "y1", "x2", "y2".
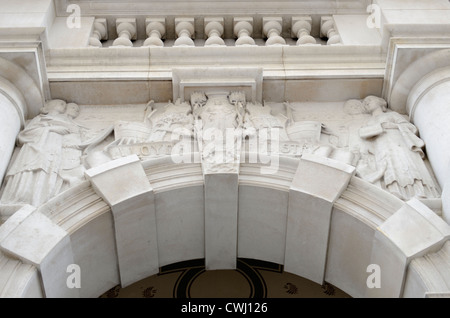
[
  {"x1": 0, "y1": 77, "x2": 26, "y2": 187},
  {"x1": 407, "y1": 67, "x2": 450, "y2": 223}
]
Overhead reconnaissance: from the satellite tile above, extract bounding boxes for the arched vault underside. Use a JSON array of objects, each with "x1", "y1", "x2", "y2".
[{"x1": 0, "y1": 153, "x2": 449, "y2": 298}]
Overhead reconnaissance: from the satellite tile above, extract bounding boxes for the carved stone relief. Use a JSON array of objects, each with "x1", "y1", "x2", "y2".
[
  {"x1": 0, "y1": 94, "x2": 441, "y2": 214},
  {"x1": 0, "y1": 100, "x2": 112, "y2": 211},
  {"x1": 345, "y1": 96, "x2": 440, "y2": 201}
]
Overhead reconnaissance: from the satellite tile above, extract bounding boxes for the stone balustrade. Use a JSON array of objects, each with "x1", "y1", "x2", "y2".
[{"x1": 90, "y1": 16, "x2": 343, "y2": 48}]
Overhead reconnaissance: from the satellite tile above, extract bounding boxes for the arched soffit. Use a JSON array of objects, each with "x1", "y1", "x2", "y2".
[
  {"x1": 389, "y1": 49, "x2": 450, "y2": 114},
  {"x1": 1, "y1": 158, "x2": 449, "y2": 298}
]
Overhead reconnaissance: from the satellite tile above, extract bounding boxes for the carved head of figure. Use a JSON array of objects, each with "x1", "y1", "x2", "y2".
[
  {"x1": 343, "y1": 99, "x2": 364, "y2": 115},
  {"x1": 66, "y1": 103, "x2": 80, "y2": 119},
  {"x1": 190, "y1": 91, "x2": 207, "y2": 108},
  {"x1": 362, "y1": 95, "x2": 387, "y2": 115},
  {"x1": 228, "y1": 91, "x2": 246, "y2": 107},
  {"x1": 42, "y1": 99, "x2": 67, "y2": 115}
]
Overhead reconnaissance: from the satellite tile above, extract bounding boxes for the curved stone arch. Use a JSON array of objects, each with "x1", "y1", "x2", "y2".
[
  {"x1": 389, "y1": 49, "x2": 450, "y2": 114},
  {"x1": 0, "y1": 56, "x2": 44, "y2": 121},
  {"x1": 0, "y1": 156, "x2": 449, "y2": 298}
]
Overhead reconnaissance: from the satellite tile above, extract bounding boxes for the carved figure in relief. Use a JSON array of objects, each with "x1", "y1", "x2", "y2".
[
  {"x1": 60, "y1": 103, "x2": 113, "y2": 188},
  {"x1": 243, "y1": 101, "x2": 290, "y2": 141},
  {"x1": 192, "y1": 91, "x2": 245, "y2": 171},
  {"x1": 145, "y1": 99, "x2": 194, "y2": 142},
  {"x1": 1, "y1": 99, "x2": 71, "y2": 206},
  {"x1": 243, "y1": 101, "x2": 344, "y2": 160},
  {"x1": 351, "y1": 95, "x2": 439, "y2": 200},
  {"x1": 1, "y1": 100, "x2": 111, "y2": 207},
  {"x1": 193, "y1": 91, "x2": 245, "y2": 133}
]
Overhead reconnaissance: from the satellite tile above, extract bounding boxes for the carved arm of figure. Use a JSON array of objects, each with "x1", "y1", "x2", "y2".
[
  {"x1": 356, "y1": 159, "x2": 387, "y2": 184},
  {"x1": 355, "y1": 147, "x2": 387, "y2": 184},
  {"x1": 396, "y1": 121, "x2": 425, "y2": 157}
]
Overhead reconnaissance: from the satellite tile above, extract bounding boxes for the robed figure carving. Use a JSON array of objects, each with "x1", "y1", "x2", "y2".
[
  {"x1": 353, "y1": 96, "x2": 439, "y2": 200},
  {"x1": 1, "y1": 100, "x2": 111, "y2": 208},
  {"x1": 192, "y1": 91, "x2": 245, "y2": 173}
]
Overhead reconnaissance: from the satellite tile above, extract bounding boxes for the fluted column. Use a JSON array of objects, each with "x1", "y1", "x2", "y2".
[
  {"x1": 292, "y1": 16, "x2": 317, "y2": 46},
  {"x1": 320, "y1": 16, "x2": 341, "y2": 45},
  {"x1": 263, "y1": 17, "x2": 286, "y2": 46},
  {"x1": 174, "y1": 18, "x2": 195, "y2": 47},
  {"x1": 143, "y1": 18, "x2": 165, "y2": 47},
  {"x1": 204, "y1": 18, "x2": 225, "y2": 47},
  {"x1": 88, "y1": 18, "x2": 108, "y2": 48},
  {"x1": 233, "y1": 17, "x2": 256, "y2": 46},
  {"x1": 0, "y1": 77, "x2": 25, "y2": 187},
  {"x1": 112, "y1": 18, "x2": 137, "y2": 47}
]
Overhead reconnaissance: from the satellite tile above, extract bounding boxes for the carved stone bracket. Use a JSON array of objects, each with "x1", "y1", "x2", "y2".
[
  {"x1": 174, "y1": 18, "x2": 195, "y2": 47},
  {"x1": 292, "y1": 16, "x2": 317, "y2": 46},
  {"x1": 263, "y1": 17, "x2": 286, "y2": 46},
  {"x1": 233, "y1": 17, "x2": 256, "y2": 46},
  {"x1": 112, "y1": 18, "x2": 137, "y2": 47},
  {"x1": 143, "y1": 18, "x2": 166, "y2": 47},
  {"x1": 88, "y1": 18, "x2": 108, "y2": 48}
]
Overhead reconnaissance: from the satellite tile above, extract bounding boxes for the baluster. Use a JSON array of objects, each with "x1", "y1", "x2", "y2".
[
  {"x1": 263, "y1": 17, "x2": 286, "y2": 46},
  {"x1": 143, "y1": 18, "x2": 165, "y2": 47},
  {"x1": 320, "y1": 17, "x2": 341, "y2": 45},
  {"x1": 174, "y1": 18, "x2": 195, "y2": 47},
  {"x1": 233, "y1": 17, "x2": 256, "y2": 46},
  {"x1": 292, "y1": 16, "x2": 317, "y2": 46},
  {"x1": 88, "y1": 18, "x2": 108, "y2": 47},
  {"x1": 112, "y1": 18, "x2": 137, "y2": 47},
  {"x1": 204, "y1": 18, "x2": 225, "y2": 47}
]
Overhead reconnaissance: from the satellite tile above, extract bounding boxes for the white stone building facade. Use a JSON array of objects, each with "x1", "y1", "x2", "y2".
[{"x1": 0, "y1": 0, "x2": 449, "y2": 298}]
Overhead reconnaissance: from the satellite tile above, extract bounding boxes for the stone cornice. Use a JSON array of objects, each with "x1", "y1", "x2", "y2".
[
  {"x1": 45, "y1": 45, "x2": 386, "y2": 82},
  {"x1": 55, "y1": 0, "x2": 372, "y2": 16}
]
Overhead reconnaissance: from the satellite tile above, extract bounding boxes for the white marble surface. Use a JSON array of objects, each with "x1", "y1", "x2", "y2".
[
  {"x1": 204, "y1": 173, "x2": 238, "y2": 270},
  {"x1": 85, "y1": 155, "x2": 159, "y2": 287},
  {"x1": 0, "y1": 253, "x2": 43, "y2": 298},
  {"x1": 0, "y1": 207, "x2": 78, "y2": 298},
  {"x1": 367, "y1": 198, "x2": 450, "y2": 297},
  {"x1": 403, "y1": 241, "x2": 450, "y2": 297},
  {"x1": 409, "y1": 76, "x2": 450, "y2": 223},
  {"x1": 237, "y1": 185, "x2": 289, "y2": 265},
  {"x1": 325, "y1": 207, "x2": 377, "y2": 298},
  {"x1": 284, "y1": 154, "x2": 355, "y2": 284},
  {"x1": 0, "y1": 93, "x2": 21, "y2": 158},
  {"x1": 48, "y1": 17, "x2": 94, "y2": 49},
  {"x1": 333, "y1": 15, "x2": 382, "y2": 46},
  {"x1": 155, "y1": 186, "x2": 205, "y2": 267},
  {"x1": 1, "y1": 0, "x2": 450, "y2": 299},
  {"x1": 69, "y1": 211, "x2": 120, "y2": 298}
]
